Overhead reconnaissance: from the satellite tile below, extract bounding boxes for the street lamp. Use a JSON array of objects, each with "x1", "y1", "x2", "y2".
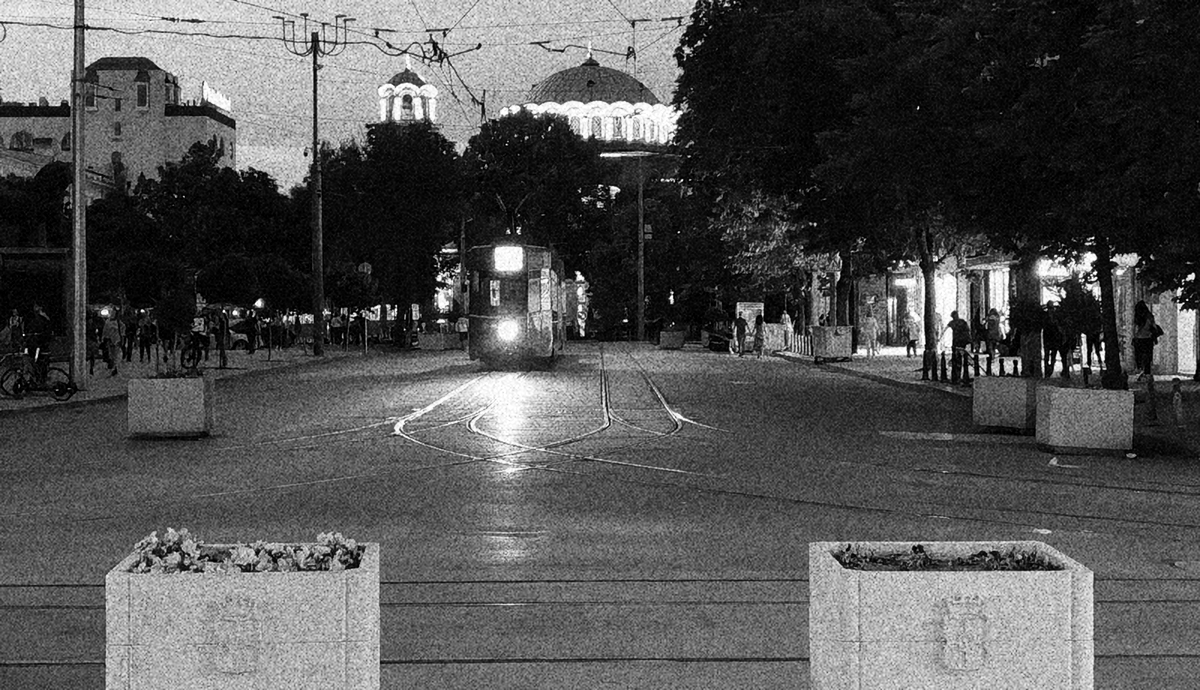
[{"x1": 277, "y1": 13, "x2": 354, "y2": 357}]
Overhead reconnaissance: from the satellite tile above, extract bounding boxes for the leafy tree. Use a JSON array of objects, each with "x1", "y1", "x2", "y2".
[
  {"x1": 318, "y1": 122, "x2": 461, "y2": 312},
  {"x1": 463, "y1": 110, "x2": 612, "y2": 273},
  {"x1": 196, "y1": 254, "x2": 260, "y2": 307}
]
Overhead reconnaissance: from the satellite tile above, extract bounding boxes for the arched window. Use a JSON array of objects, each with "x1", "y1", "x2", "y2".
[
  {"x1": 631, "y1": 118, "x2": 642, "y2": 141},
  {"x1": 572, "y1": 117, "x2": 584, "y2": 136},
  {"x1": 590, "y1": 116, "x2": 603, "y2": 139},
  {"x1": 649, "y1": 122, "x2": 657, "y2": 143},
  {"x1": 401, "y1": 94, "x2": 414, "y2": 120},
  {"x1": 61, "y1": 133, "x2": 70, "y2": 151},
  {"x1": 611, "y1": 117, "x2": 624, "y2": 140}
]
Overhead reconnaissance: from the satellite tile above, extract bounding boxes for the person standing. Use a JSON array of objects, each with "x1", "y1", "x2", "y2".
[
  {"x1": 752, "y1": 314, "x2": 765, "y2": 359},
  {"x1": 986, "y1": 308, "x2": 1004, "y2": 356},
  {"x1": 860, "y1": 308, "x2": 880, "y2": 358},
  {"x1": 1042, "y1": 303, "x2": 1062, "y2": 377},
  {"x1": 6, "y1": 308, "x2": 24, "y2": 354},
  {"x1": 137, "y1": 311, "x2": 155, "y2": 363},
  {"x1": 780, "y1": 310, "x2": 792, "y2": 352},
  {"x1": 943, "y1": 310, "x2": 972, "y2": 381},
  {"x1": 903, "y1": 310, "x2": 920, "y2": 358},
  {"x1": 734, "y1": 312, "x2": 748, "y2": 357},
  {"x1": 1133, "y1": 300, "x2": 1159, "y2": 381},
  {"x1": 101, "y1": 312, "x2": 121, "y2": 376},
  {"x1": 121, "y1": 306, "x2": 138, "y2": 363}
]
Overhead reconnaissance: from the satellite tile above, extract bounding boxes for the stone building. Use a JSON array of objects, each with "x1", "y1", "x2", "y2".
[
  {"x1": 377, "y1": 58, "x2": 438, "y2": 125},
  {"x1": 0, "y1": 57, "x2": 235, "y2": 191}
]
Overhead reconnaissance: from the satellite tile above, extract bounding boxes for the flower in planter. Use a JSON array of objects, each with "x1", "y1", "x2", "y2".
[
  {"x1": 127, "y1": 528, "x2": 365, "y2": 573},
  {"x1": 833, "y1": 543, "x2": 1062, "y2": 572}
]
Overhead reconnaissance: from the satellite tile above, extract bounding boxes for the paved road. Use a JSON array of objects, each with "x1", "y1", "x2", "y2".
[{"x1": 3, "y1": 341, "x2": 1200, "y2": 688}]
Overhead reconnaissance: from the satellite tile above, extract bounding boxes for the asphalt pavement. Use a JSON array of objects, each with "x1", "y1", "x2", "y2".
[{"x1": 3, "y1": 340, "x2": 1200, "y2": 688}]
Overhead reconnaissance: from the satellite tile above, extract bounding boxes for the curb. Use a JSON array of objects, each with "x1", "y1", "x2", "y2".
[{"x1": 773, "y1": 351, "x2": 972, "y2": 400}]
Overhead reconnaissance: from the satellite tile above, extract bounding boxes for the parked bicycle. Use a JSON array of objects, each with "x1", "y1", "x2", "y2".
[{"x1": 0, "y1": 353, "x2": 77, "y2": 401}]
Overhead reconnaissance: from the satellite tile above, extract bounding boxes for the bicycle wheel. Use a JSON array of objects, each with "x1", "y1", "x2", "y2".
[
  {"x1": 0, "y1": 369, "x2": 25, "y2": 399},
  {"x1": 45, "y1": 367, "x2": 76, "y2": 401}
]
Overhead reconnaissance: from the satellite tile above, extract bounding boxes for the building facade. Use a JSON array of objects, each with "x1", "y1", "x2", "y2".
[
  {"x1": 0, "y1": 57, "x2": 235, "y2": 190},
  {"x1": 377, "y1": 59, "x2": 438, "y2": 125}
]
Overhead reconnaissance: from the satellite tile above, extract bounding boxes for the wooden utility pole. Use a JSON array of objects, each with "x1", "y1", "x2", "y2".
[{"x1": 70, "y1": 0, "x2": 87, "y2": 387}]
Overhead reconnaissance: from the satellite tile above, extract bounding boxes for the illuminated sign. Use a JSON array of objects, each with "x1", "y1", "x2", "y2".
[{"x1": 494, "y1": 246, "x2": 524, "y2": 273}]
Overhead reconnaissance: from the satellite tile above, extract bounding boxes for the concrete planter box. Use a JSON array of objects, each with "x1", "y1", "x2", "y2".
[
  {"x1": 658, "y1": 330, "x2": 686, "y2": 349},
  {"x1": 1035, "y1": 385, "x2": 1134, "y2": 453},
  {"x1": 105, "y1": 542, "x2": 380, "y2": 689},
  {"x1": 809, "y1": 540, "x2": 1093, "y2": 690},
  {"x1": 127, "y1": 376, "x2": 214, "y2": 439},
  {"x1": 812, "y1": 326, "x2": 853, "y2": 362},
  {"x1": 418, "y1": 331, "x2": 459, "y2": 350},
  {"x1": 972, "y1": 376, "x2": 1039, "y2": 431}
]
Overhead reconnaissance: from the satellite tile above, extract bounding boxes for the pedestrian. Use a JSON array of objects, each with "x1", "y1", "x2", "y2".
[
  {"x1": 903, "y1": 310, "x2": 920, "y2": 358},
  {"x1": 752, "y1": 314, "x2": 765, "y2": 359},
  {"x1": 860, "y1": 308, "x2": 880, "y2": 358},
  {"x1": 86, "y1": 313, "x2": 102, "y2": 375},
  {"x1": 780, "y1": 310, "x2": 792, "y2": 351},
  {"x1": 101, "y1": 311, "x2": 121, "y2": 376},
  {"x1": 456, "y1": 313, "x2": 469, "y2": 346},
  {"x1": 734, "y1": 312, "x2": 748, "y2": 357},
  {"x1": 986, "y1": 308, "x2": 1004, "y2": 356},
  {"x1": 1133, "y1": 299, "x2": 1160, "y2": 381},
  {"x1": 121, "y1": 306, "x2": 138, "y2": 363},
  {"x1": 137, "y1": 311, "x2": 155, "y2": 363},
  {"x1": 1042, "y1": 303, "x2": 1062, "y2": 377},
  {"x1": 246, "y1": 310, "x2": 260, "y2": 354},
  {"x1": 330, "y1": 312, "x2": 344, "y2": 347},
  {"x1": 6, "y1": 308, "x2": 24, "y2": 354},
  {"x1": 942, "y1": 310, "x2": 972, "y2": 378}
]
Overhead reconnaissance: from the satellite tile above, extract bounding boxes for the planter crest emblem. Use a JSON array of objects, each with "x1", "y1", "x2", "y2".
[{"x1": 940, "y1": 595, "x2": 988, "y2": 672}]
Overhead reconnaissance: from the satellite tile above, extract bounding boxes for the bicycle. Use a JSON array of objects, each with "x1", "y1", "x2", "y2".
[
  {"x1": 0, "y1": 352, "x2": 77, "y2": 401},
  {"x1": 180, "y1": 334, "x2": 206, "y2": 371}
]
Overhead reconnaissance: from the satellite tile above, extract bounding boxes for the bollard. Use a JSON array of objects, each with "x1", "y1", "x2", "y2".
[
  {"x1": 922, "y1": 350, "x2": 932, "y2": 381},
  {"x1": 1082, "y1": 366, "x2": 1091, "y2": 387},
  {"x1": 950, "y1": 350, "x2": 961, "y2": 384},
  {"x1": 1173, "y1": 378, "x2": 1184, "y2": 427},
  {"x1": 998, "y1": 358, "x2": 1006, "y2": 377},
  {"x1": 940, "y1": 351, "x2": 949, "y2": 381},
  {"x1": 961, "y1": 350, "x2": 971, "y2": 384},
  {"x1": 1012, "y1": 359, "x2": 1020, "y2": 377},
  {"x1": 973, "y1": 353, "x2": 981, "y2": 378},
  {"x1": 985, "y1": 355, "x2": 993, "y2": 377}
]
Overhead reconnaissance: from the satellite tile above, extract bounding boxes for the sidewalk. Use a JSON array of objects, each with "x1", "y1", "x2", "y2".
[
  {"x1": 777, "y1": 344, "x2": 1200, "y2": 456},
  {"x1": 0, "y1": 342, "x2": 361, "y2": 416}
]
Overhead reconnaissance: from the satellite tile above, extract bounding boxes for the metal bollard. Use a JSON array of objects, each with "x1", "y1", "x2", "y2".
[
  {"x1": 950, "y1": 350, "x2": 961, "y2": 384},
  {"x1": 998, "y1": 358, "x2": 1006, "y2": 377},
  {"x1": 940, "y1": 351, "x2": 949, "y2": 381},
  {"x1": 973, "y1": 353, "x2": 981, "y2": 378},
  {"x1": 1012, "y1": 358, "x2": 1020, "y2": 377},
  {"x1": 1173, "y1": 378, "x2": 1184, "y2": 427}
]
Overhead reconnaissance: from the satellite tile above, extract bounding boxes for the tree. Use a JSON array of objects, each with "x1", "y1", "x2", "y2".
[
  {"x1": 463, "y1": 110, "x2": 612, "y2": 274},
  {"x1": 318, "y1": 122, "x2": 461, "y2": 312}
]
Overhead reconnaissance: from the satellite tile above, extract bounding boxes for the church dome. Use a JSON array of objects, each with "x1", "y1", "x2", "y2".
[
  {"x1": 527, "y1": 56, "x2": 660, "y2": 106},
  {"x1": 388, "y1": 68, "x2": 427, "y2": 88}
]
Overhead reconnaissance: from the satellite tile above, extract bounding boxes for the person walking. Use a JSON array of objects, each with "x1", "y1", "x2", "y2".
[
  {"x1": 1133, "y1": 300, "x2": 1159, "y2": 381},
  {"x1": 860, "y1": 308, "x2": 880, "y2": 358},
  {"x1": 780, "y1": 310, "x2": 792, "y2": 352},
  {"x1": 121, "y1": 306, "x2": 138, "y2": 363},
  {"x1": 734, "y1": 312, "x2": 748, "y2": 357},
  {"x1": 752, "y1": 314, "x2": 765, "y2": 359},
  {"x1": 137, "y1": 311, "x2": 155, "y2": 363}
]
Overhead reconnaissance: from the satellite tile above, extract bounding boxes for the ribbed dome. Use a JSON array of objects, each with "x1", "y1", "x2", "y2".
[
  {"x1": 388, "y1": 69, "x2": 426, "y2": 87},
  {"x1": 527, "y1": 57, "x2": 660, "y2": 105}
]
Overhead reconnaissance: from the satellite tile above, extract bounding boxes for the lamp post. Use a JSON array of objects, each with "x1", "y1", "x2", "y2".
[{"x1": 278, "y1": 13, "x2": 353, "y2": 357}]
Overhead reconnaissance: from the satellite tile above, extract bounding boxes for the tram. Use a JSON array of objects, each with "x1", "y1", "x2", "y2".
[{"x1": 466, "y1": 242, "x2": 566, "y2": 366}]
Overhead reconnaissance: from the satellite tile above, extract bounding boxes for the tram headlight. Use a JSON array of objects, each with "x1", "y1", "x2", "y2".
[{"x1": 497, "y1": 319, "x2": 520, "y2": 342}]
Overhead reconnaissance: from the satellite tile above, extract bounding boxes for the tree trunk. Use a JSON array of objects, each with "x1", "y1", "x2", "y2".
[
  {"x1": 1013, "y1": 252, "x2": 1043, "y2": 378},
  {"x1": 1094, "y1": 244, "x2": 1127, "y2": 389}
]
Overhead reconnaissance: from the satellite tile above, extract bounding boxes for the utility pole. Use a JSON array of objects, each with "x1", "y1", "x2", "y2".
[
  {"x1": 70, "y1": 0, "x2": 86, "y2": 387},
  {"x1": 278, "y1": 13, "x2": 353, "y2": 357}
]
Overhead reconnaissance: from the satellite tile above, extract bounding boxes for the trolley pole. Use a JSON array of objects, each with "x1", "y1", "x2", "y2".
[
  {"x1": 70, "y1": 0, "x2": 87, "y2": 388},
  {"x1": 278, "y1": 13, "x2": 353, "y2": 357}
]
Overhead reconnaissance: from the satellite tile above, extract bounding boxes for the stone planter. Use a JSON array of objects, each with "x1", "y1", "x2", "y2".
[
  {"x1": 658, "y1": 329, "x2": 686, "y2": 350},
  {"x1": 809, "y1": 540, "x2": 1093, "y2": 690},
  {"x1": 1036, "y1": 385, "x2": 1134, "y2": 453},
  {"x1": 812, "y1": 326, "x2": 853, "y2": 363},
  {"x1": 105, "y1": 542, "x2": 380, "y2": 689},
  {"x1": 972, "y1": 376, "x2": 1039, "y2": 431},
  {"x1": 127, "y1": 376, "x2": 214, "y2": 439}
]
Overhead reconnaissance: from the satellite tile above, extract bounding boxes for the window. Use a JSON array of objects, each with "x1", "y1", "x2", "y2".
[
  {"x1": 632, "y1": 118, "x2": 642, "y2": 141},
  {"x1": 84, "y1": 84, "x2": 96, "y2": 109},
  {"x1": 490, "y1": 280, "x2": 501, "y2": 307},
  {"x1": 612, "y1": 117, "x2": 624, "y2": 140},
  {"x1": 401, "y1": 94, "x2": 414, "y2": 120},
  {"x1": 114, "y1": 98, "x2": 121, "y2": 112},
  {"x1": 136, "y1": 83, "x2": 148, "y2": 108},
  {"x1": 113, "y1": 122, "x2": 122, "y2": 137},
  {"x1": 9, "y1": 131, "x2": 33, "y2": 151},
  {"x1": 591, "y1": 116, "x2": 603, "y2": 139},
  {"x1": 61, "y1": 133, "x2": 71, "y2": 151}
]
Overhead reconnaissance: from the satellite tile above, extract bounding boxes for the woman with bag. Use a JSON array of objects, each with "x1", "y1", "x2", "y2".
[{"x1": 1132, "y1": 300, "x2": 1160, "y2": 381}]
